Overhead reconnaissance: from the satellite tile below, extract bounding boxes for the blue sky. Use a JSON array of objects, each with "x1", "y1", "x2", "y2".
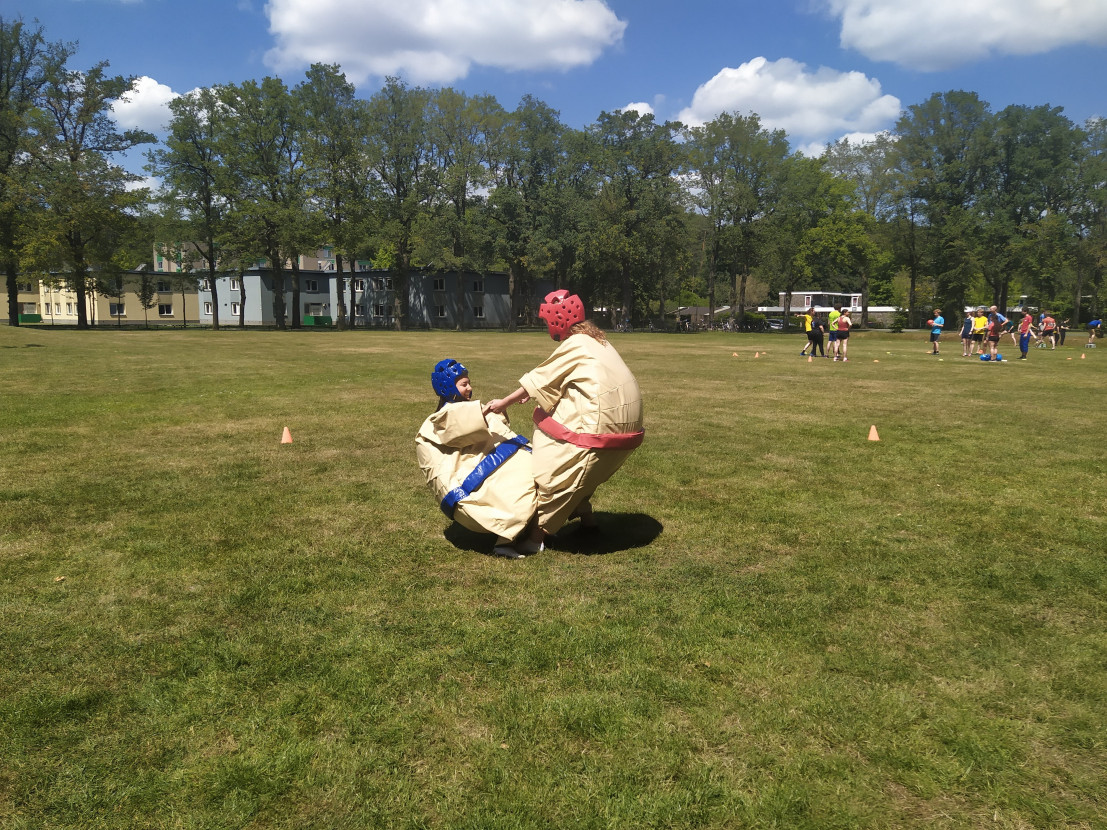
[{"x1": 13, "y1": 0, "x2": 1107, "y2": 173}]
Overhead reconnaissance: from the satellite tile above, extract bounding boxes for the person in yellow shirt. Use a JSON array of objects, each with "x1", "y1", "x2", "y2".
[{"x1": 971, "y1": 308, "x2": 988, "y2": 354}]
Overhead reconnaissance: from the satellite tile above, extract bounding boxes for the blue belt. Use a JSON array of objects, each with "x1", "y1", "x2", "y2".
[{"x1": 440, "y1": 436, "x2": 531, "y2": 519}]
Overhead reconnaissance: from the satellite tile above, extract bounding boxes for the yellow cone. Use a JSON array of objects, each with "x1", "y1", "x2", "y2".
[
  {"x1": 868, "y1": 425, "x2": 880, "y2": 441},
  {"x1": 281, "y1": 427, "x2": 293, "y2": 444}
]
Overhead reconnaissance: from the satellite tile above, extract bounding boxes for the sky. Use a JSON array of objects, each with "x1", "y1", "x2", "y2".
[{"x1": 11, "y1": 0, "x2": 1107, "y2": 176}]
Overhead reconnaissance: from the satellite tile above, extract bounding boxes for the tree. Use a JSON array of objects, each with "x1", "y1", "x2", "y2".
[
  {"x1": 582, "y1": 109, "x2": 685, "y2": 326},
  {"x1": 364, "y1": 77, "x2": 437, "y2": 329},
  {"x1": 22, "y1": 60, "x2": 154, "y2": 329},
  {"x1": 296, "y1": 63, "x2": 369, "y2": 330},
  {"x1": 148, "y1": 87, "x2": 229, "y2": 329},
  {"x1": 894, "y1": 91, "x2": 996, "y2": 322},
  {"x1": 683, "y1": 112, "x2": 789, "y2": 326},
  {"x1": 0, "y1": 16, "x2": 71, "y2": 326},
  {"x1": 486, "y1": 96, "x2": 573, "y2": 329},
  {"x1": 219, "y1": 77, "x2": 313, "y2": 329}
]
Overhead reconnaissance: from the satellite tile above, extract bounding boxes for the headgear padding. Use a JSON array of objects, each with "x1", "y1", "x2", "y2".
[
  {"x1": 431, "y1": 358, "x2": 468, "y2": 402},
  {"x1": 538, "y1": 290, "x2": 585, "y2": 341}
]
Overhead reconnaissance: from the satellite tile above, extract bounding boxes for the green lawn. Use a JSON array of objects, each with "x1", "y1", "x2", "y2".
[{"x1": 2, "y1": 324, "x2": 1105, "y2": 829}]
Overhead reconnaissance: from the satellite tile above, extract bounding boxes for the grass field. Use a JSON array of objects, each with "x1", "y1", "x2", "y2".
[{"x1": 1, "y1": 323, "x2": 1105, "y2": 829}]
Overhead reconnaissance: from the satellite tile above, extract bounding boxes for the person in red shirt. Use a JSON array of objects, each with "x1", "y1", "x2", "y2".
[{"x1": 1017, "y1": 312, "x2": 1038, "y2": 359}]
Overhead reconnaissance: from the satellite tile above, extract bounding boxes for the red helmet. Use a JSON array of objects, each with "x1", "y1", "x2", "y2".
[{"x1": 538, "y1": 289, "x2": 585, "y2": 341}]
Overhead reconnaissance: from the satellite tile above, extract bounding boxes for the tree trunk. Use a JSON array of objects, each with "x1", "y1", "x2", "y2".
[
  {"x1": 290, "y1": 259, "x2": 302, "y2": 329},
  {"x1": 335, "y1": 254, "x2": 348, "y2": 330}
]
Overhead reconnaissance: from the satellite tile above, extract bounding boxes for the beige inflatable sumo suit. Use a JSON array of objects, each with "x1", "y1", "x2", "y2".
[
  {"x1": 416, "y1": 399, "x2": 537, "y2": 546},
  {"x1": 516, "y1": 291, "x2": 644, "y2": 535}
]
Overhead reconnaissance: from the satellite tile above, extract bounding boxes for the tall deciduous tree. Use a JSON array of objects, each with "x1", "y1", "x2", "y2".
[
  {"x1": 296, "y1": 63, "x2": 368, "y2": 329},
  {"x1": 0, "y1": 17, "x2": 70, "y2": 325},
  {"x1": 364, "y1": 77, "x2": 436, "y2": 329},
  {"x1": 583, "y1": 109, "x2": 685, "y2": 325},
  {"x1": 148, "y1": 87, "x2": 228, "y2": 328},
  {"x1": 683, "y1": 112, "x2": 788, "y2": 326},
  {"x1": 22, "y1": 60, "x2": 153, "y2": 329}
]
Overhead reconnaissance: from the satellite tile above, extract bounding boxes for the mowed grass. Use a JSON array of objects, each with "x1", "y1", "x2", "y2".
[{"x1": 1, "y1": 324, "x2": 1105, "y2": 829}]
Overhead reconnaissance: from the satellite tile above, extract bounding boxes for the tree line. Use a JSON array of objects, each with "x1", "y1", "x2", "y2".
[{"x1": 2, "y1": 16, "x2": 1104, "y2": 331}]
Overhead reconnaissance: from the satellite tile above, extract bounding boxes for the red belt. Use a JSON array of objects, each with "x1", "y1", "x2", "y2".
[{"x1": 533, "y1": 407, "x2": 644, "y2": 450}]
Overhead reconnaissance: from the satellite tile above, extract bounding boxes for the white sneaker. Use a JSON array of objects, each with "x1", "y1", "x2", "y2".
[{"x1": 514, "y1": 538, "x2": 545, "y2": 555}]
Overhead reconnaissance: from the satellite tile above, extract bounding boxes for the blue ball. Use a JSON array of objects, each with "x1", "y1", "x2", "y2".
[
  {"x1": 980, "y1": 354, "x2": 990, "y2": 361},
  {"x1": 996, "y1": 354, "x2": 1003, "y2": 361}
]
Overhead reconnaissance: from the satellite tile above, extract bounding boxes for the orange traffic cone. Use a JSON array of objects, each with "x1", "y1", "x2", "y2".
[
  {"x1": 807, "y1": 355, "x2": 813, "y2": 363},
  {"x1": 868, "y1": 425, "x2": 880, "y2": 442},
  {"x1": 1081, "y1": 353, "x2": 1086, "y2": 359},
  {"x1": 754, "y1": 351, "x2": 760, "y2": 358},
  {"x1": 281, "y1": 427, "x2": 293, "y2": 444}
]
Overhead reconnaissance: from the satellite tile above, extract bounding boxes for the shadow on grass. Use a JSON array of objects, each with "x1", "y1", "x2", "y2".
[{"x1": 443, "y1": 512, "x2": 663, "y2": 557}]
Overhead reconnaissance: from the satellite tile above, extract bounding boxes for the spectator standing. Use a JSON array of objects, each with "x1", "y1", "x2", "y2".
[
  {"x1": 1017, "y1": 311, "x2": 1037, "y2": 359},
  {"x1": 826, "y1": 305, "x2": 841, "y2": 359},
  {"x1": 972, "y1": 308, "x2": 988, "y2": 353},
  {"x1": 960, "y1": 311, "x2": 974, "y2": 356},
  {"x1": 1040, "y1": 313, "x2": 1057, "y2": 349},
  {"x1": 929, "y1": 308, "x2": 945, "y2": 355},
  {"x1": 835, "y1": 308, "x2": 852, "y2": 361},
  {"x1": 800, "y1": 307, "x2": 824, "y2": 357},
  {"x1": 988, "y1": 306, "x2": 1007, "y2": 360}
]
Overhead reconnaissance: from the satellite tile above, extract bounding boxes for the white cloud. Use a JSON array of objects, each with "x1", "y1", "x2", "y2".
[
  {"x1": 111, "y1": 76, "x2": 179, "y2": 134},
  {"x1": 619, "y1": 102, "x2": 654, "y2": 117},
  {"x1": 263, "y1": 0, "x2": 627, "y2": 85},
  {"x1": 826, "y1": 0, "x2": 1107, "y2": 71},
  {"x1": 677, "y1": 57, "x2": 901, "y2": 148}
]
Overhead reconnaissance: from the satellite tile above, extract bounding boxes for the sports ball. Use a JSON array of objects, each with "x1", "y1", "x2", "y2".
[{"x1": 927, "y1": 320, "x2": 935, "y2": 327}]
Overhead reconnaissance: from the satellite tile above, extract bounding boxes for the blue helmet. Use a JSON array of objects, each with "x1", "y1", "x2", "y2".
[{"x1": 431, "y1": 358, "x2": 468, "y2": 402}]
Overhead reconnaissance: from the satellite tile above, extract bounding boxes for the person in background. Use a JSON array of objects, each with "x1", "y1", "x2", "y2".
[
  {"x1": 1088, "y1": 318, "x2": 1103, "y2": 347},
  {"x1": 800, "y1": 307, "x2": 824, "y2": 357},
  {"x1": 1058, "y1": 318, "x2": 1070, "y2": 346},
  {"x1": 1040, "y1": 312, "x2": 1057, "y2": 349},
  {"x1": 987, "y1": 306, "x2": 1007, "y2": 360},
  {"x1": 834, "y1": 307, "x2": 852, "y2": 362},
  {"x1": 960, "y1": 311, "x2": 975, "y2": 356},
  {"x1": 929, "y1": 308, "x2": 945, "y2": 355},
  {"x1": 826, "y1": 305, "x2": 841, "y2": 360},
  {"x1": 972, "y1": 308, "x2": 989, "y2": 354},
  {"x1": 1017, "y1": 310, "x2": 1037, "y2": 359}
]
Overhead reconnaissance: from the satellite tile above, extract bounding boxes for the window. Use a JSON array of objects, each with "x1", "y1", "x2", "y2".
[
  {"x1": 109, "y1": 302, "x2": 126, "y2": 317},
  {"x1": 17, "y1": 281, "x2": 32, "y2": 292},
  {"x1": 231, "y1": 302, "x2": 240, "y2": 315},
  {"x1": 199, "y1": 279, "x2": 210, "y2": 291},
  {"x1": 436, "y1": 305, "x2": 446, "y2": 318},
  {"x1": 65, "y1": 303, "x2": 73, "y2": 315},
  {"x1": 305, "y1": 279, "x2": 319, "y2": 291},
  {"x1": 354, "y1": 305, "x2": 366, "y2": 318},
  {"x1": 19, "y1": 302, "x2": 36, "y2": 314},
  {"x1": 230, "y1": 278, "x2": 240, "y2": 290},
  {"x1": 373, "y1": 304, "x2": 386, "y2": 317},
  {"x1": 473, "y1": 305, "x2": 484, "y2": 319},
  {"x1": 353, "y1": 279, "x2": 366, "y2": 291},
  {"x1": 305, "y1": 302, "x2": 324, "y2": 315},
  {"x1": 158, "y1": 280, "x2": 171, "y2": 292},
  {"x1": 433, "y1": 277, "x2": 445, "y2": 291},
  {"x1": 204, "y1": 302, "x2": 212, "y2": 315},
  {"x1": 473, "y1": 279, "x2": 484, "y2": 293},
  {"x1": 158, "y1": 303, "x2": 173, "y2": 317},
  {"x1": 373, "y1": 277, "x2": 394, "y2": 291}
]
